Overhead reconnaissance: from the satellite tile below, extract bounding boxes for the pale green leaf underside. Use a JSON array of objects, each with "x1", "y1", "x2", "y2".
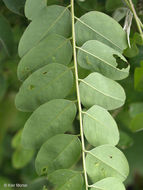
[
  {"x1": 79, "y1": 72, "x2": 126, "y2": 110},
  {"x1": 18, "y1": 5, "x2": 72, "y2": 57},
  {"x1": 77, "y1": 40, "x2": 129, "y2": 80},
  {"x1": 15, "y1": 63, "x2": 73, "y2": 112},
  {"x1": 17, "y1": 34, "x2": 72, "y2": 81},
  {"x1": 75, "y1": 11, "x2": 127, "y2": 52},
  {"x1": 35, "y1": 134, "x2": 81, "y2": 175},
  {"x1": 21, "y1": 99, "x2": 77, "y2": 149},
  {"x1": 83, "y1": 105, "x2": 119, "y2": 147},
  {"x1": 86, "y1": 144, "x2": 129, "y2": 183},
  {"x1": 48, "y1": 169, "x2": 83, "y2": 190},
  {"x1": 90, "y1": 177, "x2": 125, "y2": 190},
  {"x1": 25, "y1": 0, "x2": 47, "y2": 20}
]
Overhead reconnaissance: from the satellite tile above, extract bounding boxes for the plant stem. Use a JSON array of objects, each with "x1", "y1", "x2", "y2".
[
  {"x1": 123, "y1": 0, "x2": 131, "y2": 8},
  {"x1": 129, "y1": 0, "x2": 143, "y2": 36},
  {"x1": 124, "y1": 0, "x2": 143, "y2": 40},
  {"x1": 71, "y1": 0, "x2": 89, "y2": 189}
]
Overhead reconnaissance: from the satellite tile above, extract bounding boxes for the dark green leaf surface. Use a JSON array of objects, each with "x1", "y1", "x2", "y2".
[
  {"x1": 21, "y1": 99, "x2": 77, "y2": 149},
  {"x1": 12, "y1": 148, "x2": 34, "y2": 169},
  {"x1": 25, "y1": 0, "x2": 47, "y2": 20},
  {"x1": 35, "y1": 134, "x2": 81, "y2": 175},
  {"x1": 18, "y1": 5, "x2": 72, "y2": 57},
  {"x1": 48, "y1": 169, "x2": 83, "y2": 190},
  {"x1": 15, "y1": 63, "x2": 73, "y2": 112},
  {"x1": 17, "y1": 34, "x2": 72, "y2": 81},
  {"x1": 2, "y1": 0, "x2": 25, "y2": 15},
  {"x1": 76, "y1": 0, "x2": 104, "y2": 11}
]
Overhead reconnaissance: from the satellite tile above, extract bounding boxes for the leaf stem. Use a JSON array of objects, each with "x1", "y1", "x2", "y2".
[{"x1": 71, "y1": 0, "x2": 89, "y2": 189}]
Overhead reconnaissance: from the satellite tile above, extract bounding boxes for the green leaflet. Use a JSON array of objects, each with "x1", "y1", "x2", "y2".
[
  {"x1": 90, "y1": 177, "x2": 125, "y2": 190},
  {"x1": 79, "y1": 72, "x2": 126, "y2": 110},
  {"x1": 105, "y1": 0, "x2": 123, "y2": 12},
  {"x1": 12, "y1": 148, "x2": 34, "y2": 169},
  {"x1": 76, "y1": 0, "x2": 104, "y2": 11},
  {"x1": 17, "y1": 34, "x2": 72, "y2": 81},
  {"x1": 77, "y1": 40, "x2": 129, "y2": 80},
  {"x1": 83, "y1": 105, "x2": 119, "y2": 147},
  {"x1": 21, "y1": 99, "x2": 77, "y2": 149},
  {"x1": 48, "y1": 169, "x2": 83, "y2": 190},
  {"x1": 35, "y1": 134, "x2": 81, "y2": 175},
  {"x1": 25, "y1": 177, "x2": 48, "y2": 190},
  {"x1": 75, "y1": 11, "x2": 127, "y2": 52},
  {"x1": 12, "y1": 129, "x2": 22, "y2": 149},
  {"x1": 18, "y1": 5, "x2": 72, "y2": 57},
  {"x1": 0, "y1": 16, "x2": 14, "y2": 56},
  {"x1": 113, "y1": 8, "x2": 128, "y2": 22},
  {"x1": 86, "y1": 145, "x2": 129, "y2": 183},
  {"x1": 15, "y1": 63, "x2": 73, "y2": 112},
  {"x1": 25, "y1": 0, "x2": 47, "y2": 20}
]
